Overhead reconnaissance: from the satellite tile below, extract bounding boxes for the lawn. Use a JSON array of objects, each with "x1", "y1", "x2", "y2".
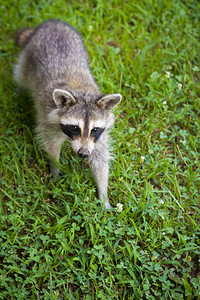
[{"x1": 0, "y1": 0, "x2": 199, "y2": 299}]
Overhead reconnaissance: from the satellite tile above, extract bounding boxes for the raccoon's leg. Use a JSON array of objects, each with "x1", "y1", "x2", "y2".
[
  {"x1": 48, "y1": 143, "x2": 62, "y2": 177},
  {"x1": 89, "y1": 144, "x2": 112, "y2": 210},
  {"x1": 36, "y1": 125, "x2": 64, "y2": 176},
  {"x1": 43, "y1": 140, "x2": 62, "y2": 176}
]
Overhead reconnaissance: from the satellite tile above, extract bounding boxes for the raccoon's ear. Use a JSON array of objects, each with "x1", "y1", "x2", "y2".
[
  {"x1": 96, "y1": 94, "x2": 122, "y2": 110},
  {"x1": 53, "y1": 89, "x2": 77, "y2": 108}
]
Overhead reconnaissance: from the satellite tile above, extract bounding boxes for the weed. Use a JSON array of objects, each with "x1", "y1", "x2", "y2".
[{"x1": 0, "y1": 0, "x2": 200, "y2": 299}]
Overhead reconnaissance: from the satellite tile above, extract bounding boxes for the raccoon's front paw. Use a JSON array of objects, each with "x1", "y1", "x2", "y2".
[
  {"x1": 50, "y1": 165, "x2": 61, "y2": 177},
  {"x1": 99, "y1": 194, "x2": 112, "y2": 211},
  {"x1": 103, "y1": 200, "x2": 112, "y2": 212}
]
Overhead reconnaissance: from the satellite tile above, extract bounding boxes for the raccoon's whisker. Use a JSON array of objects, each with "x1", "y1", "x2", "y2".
[{"x1": 66, "y1": 136, "x2": 73, "y2": 142}]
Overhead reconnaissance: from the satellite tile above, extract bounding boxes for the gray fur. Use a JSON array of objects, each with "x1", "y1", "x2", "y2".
[{"x1": 14, "y1": 20, "x2": 122, "y2": 210}]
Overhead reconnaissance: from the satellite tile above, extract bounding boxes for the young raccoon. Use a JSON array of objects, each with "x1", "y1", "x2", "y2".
[{"x1": 14, "y1": 20, "x2": 122, "y2": 210}]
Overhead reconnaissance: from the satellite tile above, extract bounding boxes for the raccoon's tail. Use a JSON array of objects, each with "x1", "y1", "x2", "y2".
[{"x1": 14, "y1": 27, "x2": 34, "y2": 48}]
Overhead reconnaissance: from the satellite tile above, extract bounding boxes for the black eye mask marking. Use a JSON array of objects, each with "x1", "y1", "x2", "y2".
[
  {"x1": 90, "y1": 127, "x2": 105, "y2": 142},
  {"x1": 60, "y1": 124, "x2": 81, "y2": 139}
]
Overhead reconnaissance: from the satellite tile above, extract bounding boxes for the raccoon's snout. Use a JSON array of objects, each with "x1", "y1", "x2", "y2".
[{"x1": 78, "y1": 148, "x2": 90, "y2": 158}]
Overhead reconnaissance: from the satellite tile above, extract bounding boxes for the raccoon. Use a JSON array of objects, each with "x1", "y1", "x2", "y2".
[{"x1": 14, "y1": 20, "x2": 122, "y2": 210}]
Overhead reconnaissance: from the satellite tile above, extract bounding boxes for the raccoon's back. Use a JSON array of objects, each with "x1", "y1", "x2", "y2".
[
  {"x1": 17, "y1": 20, "x2": 89, "y2": 76},
  {"x1": 14, "y1": 20, "x2": 99, "y2": 102},
  {"x1": 34, "y1": 21, "x2": 88, "y2": 60}
]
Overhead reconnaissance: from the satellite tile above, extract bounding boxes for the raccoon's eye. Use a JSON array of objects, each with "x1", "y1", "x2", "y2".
[
  {"x1": 70, "y1": 125, "x2": 80, "y2": 134},
  {"x1": 91, "y1": 127, "x2": 105, "y2": 142},
  {"x1": 91, "y1": 127, "x2": 99, "y2": 134},
  {"x1": 60, "y1": 124, "x2": 80, "y2": 139}
]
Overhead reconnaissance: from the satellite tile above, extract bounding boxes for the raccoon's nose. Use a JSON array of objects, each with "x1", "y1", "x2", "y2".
[{"x1": 78, "y1": 148, "x2": 89, "y2": 158}]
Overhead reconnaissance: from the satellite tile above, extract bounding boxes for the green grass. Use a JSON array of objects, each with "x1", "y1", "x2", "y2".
[{"x1": 0, "y1": 0, "x2": 200, "y2": 299}]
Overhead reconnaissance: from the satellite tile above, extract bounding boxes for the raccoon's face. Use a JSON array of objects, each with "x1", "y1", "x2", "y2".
[
  {"x1": 59, "y1": 120, "x2": 106, "y2": 158},
  {"x1": 51, "y1": 89, "x2": 122, "y2": 158}
]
